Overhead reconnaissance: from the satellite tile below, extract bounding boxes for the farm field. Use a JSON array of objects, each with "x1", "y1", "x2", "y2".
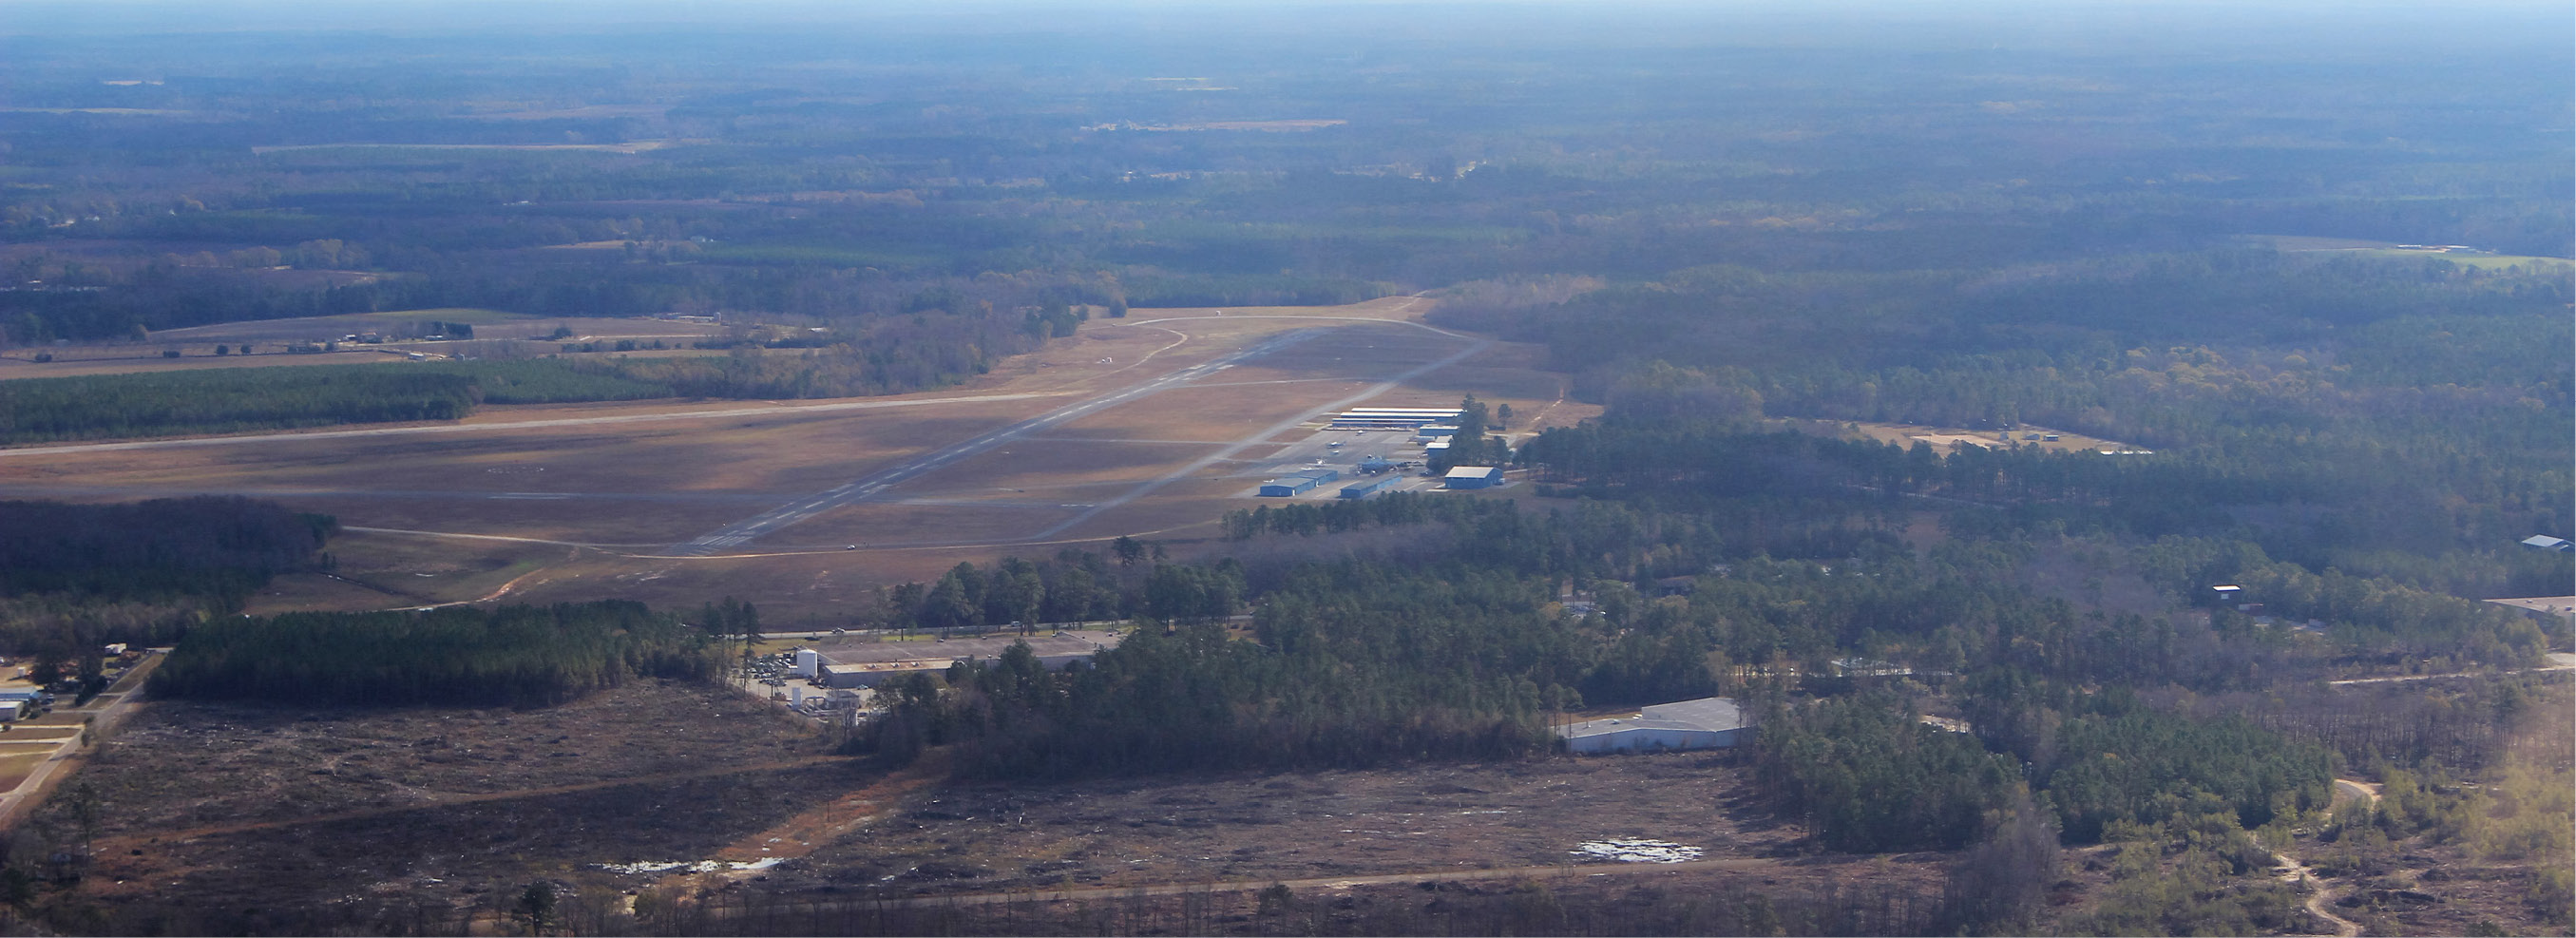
[{"x1": 0, "y1": 297, "x2": 1580, "y2": 620}]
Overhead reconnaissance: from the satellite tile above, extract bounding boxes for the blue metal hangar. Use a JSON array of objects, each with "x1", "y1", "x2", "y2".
[
  {"x1": 1258, "y1": 469, "x2": 1341, "y2": 497},
  {"x1": 1338, "y1": 475, "x2": 1401, "y2": 499}
]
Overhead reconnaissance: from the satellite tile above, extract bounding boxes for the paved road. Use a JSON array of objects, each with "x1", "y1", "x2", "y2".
[
  {"x1": 0, "y1": 392, "x2": 1054, "y2": 458},
  {"x1": 667, "y1": 329, "x2": 1327, "y2": 555}
]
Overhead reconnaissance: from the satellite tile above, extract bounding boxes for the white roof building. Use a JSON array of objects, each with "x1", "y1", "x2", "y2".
[{"x1": 1558, "y1": 697, "x2": 1751, "y2": 755}]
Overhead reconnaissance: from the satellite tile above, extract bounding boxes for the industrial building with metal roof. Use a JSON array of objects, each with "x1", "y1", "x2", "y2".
[
  {"x1": 1338, "y1": 475, "x2": 1401, "y2": 499},
  {"x1": 1558, "y1": 697, "x2": 1751, "y2": 755},
  {"x1": 1327, "y1": 407, "x2": 1463, "y2": 429},
  {"x1": 1258, "y1": 468, "x2": 1342, "y2": 497}
]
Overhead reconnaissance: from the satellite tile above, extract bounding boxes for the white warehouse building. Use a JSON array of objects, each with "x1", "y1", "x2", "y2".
[{"x1": 1557, "y1": 697, "x2": 1751, "y2": 755}]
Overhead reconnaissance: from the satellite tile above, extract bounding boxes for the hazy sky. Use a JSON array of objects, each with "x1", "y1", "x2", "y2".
[
  {"x1": 1, "y1": 0, "x2": 2567, "y2": 42},
  {"x1": 0, "y1": 0, "x2": 2564, "y2": 84}
]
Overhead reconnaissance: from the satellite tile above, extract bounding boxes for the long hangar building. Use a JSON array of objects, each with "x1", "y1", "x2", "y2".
[
  {"x1": 1327, "y1": 407, "x2": 1462, "y2": 430},
  {"x1": 1557, "y1": 697, "x2": 1752, "y2": 754}
]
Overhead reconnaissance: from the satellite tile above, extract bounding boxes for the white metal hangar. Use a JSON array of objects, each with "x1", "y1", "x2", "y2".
[
  {"x1": 1557, "y1": 697, "x2": 1751, "y2": 754},
  {"x1": 1327, "y1": 407, "x2": 1464, "y2": 430}
]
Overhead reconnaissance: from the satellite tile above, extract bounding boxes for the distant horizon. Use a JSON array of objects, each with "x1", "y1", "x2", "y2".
[{"x1": 1, "y1": 0, "x2": 2567, "y2": 49}]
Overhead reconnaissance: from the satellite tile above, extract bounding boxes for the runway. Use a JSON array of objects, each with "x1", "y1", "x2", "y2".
[{"x1": 664, "y1": 329, "x2": 1323, "y2": 555}]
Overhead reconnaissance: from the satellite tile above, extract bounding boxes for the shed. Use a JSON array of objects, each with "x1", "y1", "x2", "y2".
[
  {"x1": 2521, "y1": 535, "x2": 2573, "y2": 552},
  {"x1": 1443, "y1": 466, "x2": 1502, "y2": 489},
  {"x1": 1558, "y1": 697, "x2": 1749, "y2": 755}
]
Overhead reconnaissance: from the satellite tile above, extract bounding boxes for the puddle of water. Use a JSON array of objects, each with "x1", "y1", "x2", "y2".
[
  {"x1": 1572, "y1": 839, "x2": 1704, "y2": 864},
  {"x1": 596, "y1": 857, "x2": 783, "y2": 875}
]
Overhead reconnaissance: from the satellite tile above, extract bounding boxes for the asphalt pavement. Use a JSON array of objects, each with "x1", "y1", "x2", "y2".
[{"x1": 664, "y1": 330, "x2": 1324, "y2": 555}]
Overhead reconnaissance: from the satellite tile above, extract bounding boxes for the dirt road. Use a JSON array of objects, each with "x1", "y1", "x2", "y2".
[{"x1": 2275, "y1": 849, "x2": 2363, "y2": 937}]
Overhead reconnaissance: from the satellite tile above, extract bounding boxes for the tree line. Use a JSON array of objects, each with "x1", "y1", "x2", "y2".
[
  {"x1": 0, "y1": 312, "x2": 1059, "y2": 443},
  {"x1": 868, "y1": 565, "x2": 1575, "y2": 779},
  {"x1": 149, "y1": 601, "x2": 719, "y2": 708},
  {"x1": 0, "y1": 497, "x2": 334, "y2": 605}
]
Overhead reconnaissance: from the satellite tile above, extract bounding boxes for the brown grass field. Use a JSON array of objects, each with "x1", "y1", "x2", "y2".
[{"x1": 0, "y1": 295, "x2": 1590, "y2": 620}]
